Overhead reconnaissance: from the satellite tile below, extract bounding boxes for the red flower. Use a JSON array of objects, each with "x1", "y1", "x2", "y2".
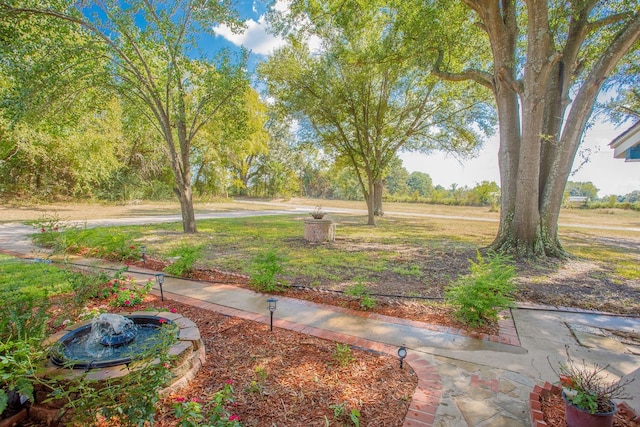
[
  {"x1": 174, "y1": 396, "x2": 185, "y2": 402},
  {"x1": 559, "y1": 375, "x2": 575, "y2": 388},
  {"x1": 54, "y1": 227, "x2": 58, "y2": 231},
  {"x1": 191, "y1": 397, "x2": 199, "y2": 402},
  {"x1": 129, "y1": 246, "x2": 136, "y2": 249},
  {"x1": 124, "y1": 300, "x2": 131, "y2": 306},
  {"x1": 41, "y1": 228, "x2": 45, "y2": 233},
  {"x1": 225, "y1": 379, "x2": 234, "y2": 385},
  {"x1": 169, "y1": 308, "x2": 177, "y2": 313},
  {"x1": 229, "y1": 415, "x2": 240, "y2": 421},
  {"x1": 158, "y1": 318, "x2": 167, "y2": 324}
]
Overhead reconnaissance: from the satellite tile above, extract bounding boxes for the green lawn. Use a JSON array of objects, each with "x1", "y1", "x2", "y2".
[{"x1": 28, "y1": 205, "x2": 640, "y2": 305}]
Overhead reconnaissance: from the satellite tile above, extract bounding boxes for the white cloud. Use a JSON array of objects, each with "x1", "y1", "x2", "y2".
[
  {"x1": 272, "y1": 0, "x2": 290, "y2": 13},
  {"x1": 213, "y1": 15, "x2": 286, "y2": 55}
]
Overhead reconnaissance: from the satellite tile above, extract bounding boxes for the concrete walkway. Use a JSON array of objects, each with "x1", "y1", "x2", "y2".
[{"x1": 1, "y1": 220, "x2": 639, "y2": 426}]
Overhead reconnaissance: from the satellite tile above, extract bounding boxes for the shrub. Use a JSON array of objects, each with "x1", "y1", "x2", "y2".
[
  {"x1": 164, "y1": 244, "x2": 202, "y2": 277},
  {"x1": 249, "y1": 250, "x2": 287, "y2": 292},
  {"x1": 344, "y1": 280, "x2": 376, "y2": 310},
  {"x1": 0, "y1": 302, "x2": 49, "y2": 415},
  {"x1": 445, "y1": 251, "x2": 516, "y2": 328},
  {"x1": 73, "y1": 268, "x2": 152, "y2": 308}
]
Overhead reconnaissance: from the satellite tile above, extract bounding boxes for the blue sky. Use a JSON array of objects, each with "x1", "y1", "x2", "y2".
[{"x1": 211, "y1": 0, "x2": 639, "y2": 197}]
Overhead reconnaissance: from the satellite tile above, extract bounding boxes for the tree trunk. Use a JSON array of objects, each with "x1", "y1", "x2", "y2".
[
  {"x1": 480, "y1": 1, "x2": 640, "y2": 258},
  {"x1": 373, "y1": 179, "x2": 384, "y2": 217},
  {"x1": 177, "y1": 184, "x2": 197, "y2": 233},
  {"x1": 364, "y1": 178, "x2": 376, "y2": 225}
]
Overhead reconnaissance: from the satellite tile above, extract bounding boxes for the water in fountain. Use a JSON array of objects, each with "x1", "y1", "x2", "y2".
[
  {"x1": 91, "y1": 313, "x2": 136, "y2": 348},
  {"x1": 51, "y1": 313, "x2": 173, "y2": 368}
]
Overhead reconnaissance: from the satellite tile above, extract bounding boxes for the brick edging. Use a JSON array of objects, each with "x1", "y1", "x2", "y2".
[
  {"x1": 158, "y1": 289, "x2": 443, "y2": 427},
  {"x1": 402, "y1": 354, "x2": 442, "y2": 427},
  {"x1": 529, "y1": 381, "x2": 562, "y2": 426},
  {"x1": 528, "y1": 381, "x2": 640, "y2": 426}
]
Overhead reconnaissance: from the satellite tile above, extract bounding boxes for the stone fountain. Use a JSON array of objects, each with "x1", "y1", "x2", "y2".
[{"x1": 31, "y1": 311, "x2": 204, "y2": 423}]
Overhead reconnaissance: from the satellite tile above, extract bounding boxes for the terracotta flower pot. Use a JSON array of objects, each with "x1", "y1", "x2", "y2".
[{"x1": 562, "y1": 391, "x2": 617, "y2": 427}]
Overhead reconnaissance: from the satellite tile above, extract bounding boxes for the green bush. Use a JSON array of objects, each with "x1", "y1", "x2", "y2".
[
  {"x1": 32, "y1": 224, "x2": 143, "y2": 262},
  {"x1": 249, "y1": 250, "x2": 287, "y2": 292},
  {"x1": 164, "y1": 244, "x2": 202, "y2": 277},
  {"x1": 445, "y1": 252, "x2": 516, "y2": 328},
  {"x1": 344, "y1": 280, "x2": 376, "y2": 310},
  {"x1": 0, "y1": 299, "x2": 50, "y2": 415},
  {"x1": 0, "y1": 337, "x2": 48, "y2": 415}
]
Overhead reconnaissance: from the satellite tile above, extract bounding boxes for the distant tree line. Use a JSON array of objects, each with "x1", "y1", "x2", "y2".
[{"x1": 563, "y1": 181, "x2": 640, "y2": 211}]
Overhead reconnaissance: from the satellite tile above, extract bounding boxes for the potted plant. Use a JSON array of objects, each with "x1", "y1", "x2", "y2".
[
  {"x1": 310, "y1": 206, "x2": 326, "y2": 219},
  {"x1": 552, "y1": 346, "x2": 633, "y2": 427}
]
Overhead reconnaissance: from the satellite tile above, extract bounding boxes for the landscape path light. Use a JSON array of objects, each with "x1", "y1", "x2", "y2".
[
  {"x1": 398, "y1": 346, "x2": 407, "y2": 369},
  {"x1": 141, "y1": 245, "x2": 146, "y2": 264},
  {"x1": 155, "y1": 273, "x2": 165, "y2": 301},
  {"x1": 267, "y1": 298, "x2": 278, "y2": 332}
]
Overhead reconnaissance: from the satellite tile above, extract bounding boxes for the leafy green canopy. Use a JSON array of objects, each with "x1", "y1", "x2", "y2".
[
  {"x1": 0, "y1": 1, "x2": 252, "y2": 232},
  {"x1": 261, "y1": 0, "x2": 495, "y2": 223}
]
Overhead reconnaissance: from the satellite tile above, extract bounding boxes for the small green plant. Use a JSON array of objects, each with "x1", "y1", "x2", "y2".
[
  {"x1": 68, "y1": 269, "x2": 111, "y2": 306},
  {"x1": 332, "y1": 343, "x2": 354, "y2": 367},
  {"x1": 552, "y1": 345, "x2": 632, "y2": 414},
  {"x1": 254, "y1": 365, "x2": 267, "y2": 382},
  {"x1": 391, "y1": 264, "x2": 422, "y2": 277},
  {"x1": 246, "y1": 366, "x2": 268, "y2": 394},
  {"x1": 30, "y1": 213, "x2": 65, "y2": 249},
  {"x1": 164, "y1": 244, "x2": 202, "y2": 276},
  {"x1": 445, "y1": 251, "x2": 516, "y2": 328},
  {"x1": 249, "y1": 249, "x2": 287, "y2": 292},
  {"x1": 328, "y1": 402, "x2": 360, "y2": 426},
  {"x1": 172, "y1": 380, "x2": 242, "y2": 426},
  {"x1": 71, "y1": 268, "x2": 152, "y2": 308},
  {"x1": 350, "y1": 408, "x2": 361, "y2": 427},
  {"x1": 344, "y1": 280, "x2": 377, "y2": 310},
  {"x1": 100, "y1": 268, "x2": 152, "y2": 308},
  {"x1": 329, "y1": 401, "x2": 346, "y2": 417}
]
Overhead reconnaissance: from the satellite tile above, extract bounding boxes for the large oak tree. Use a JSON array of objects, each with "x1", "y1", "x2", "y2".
[
  {"x1": 408, "y1": 0, "x2": 640, "y2": 257},
  {"x1": 263, "y1": 0, "x2": 494, "y2": 225}
]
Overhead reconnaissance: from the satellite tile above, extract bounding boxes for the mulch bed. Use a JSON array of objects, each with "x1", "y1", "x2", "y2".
[
  {"x1": 18, "y1": 294, "x2": 417, "y2": 427},
  {"x1": 151, "y1": 296, "x2": 417, "y2": 426}
]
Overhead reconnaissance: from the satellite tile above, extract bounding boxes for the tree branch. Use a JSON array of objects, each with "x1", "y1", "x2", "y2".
[{"x1": 432, "y1": 49, "x2": 494, "y2": 89}]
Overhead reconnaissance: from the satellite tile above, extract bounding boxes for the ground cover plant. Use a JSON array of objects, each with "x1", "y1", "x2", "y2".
[
  {"x1": 26, "y1": 199, "x2": 640, "y2": 316},
  {"x1": 0, "y1": 257, "x2": 416, "y2": 426}
]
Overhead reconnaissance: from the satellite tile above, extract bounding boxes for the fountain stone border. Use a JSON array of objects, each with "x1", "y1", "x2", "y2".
[{"x1": 32, "y1": 311, "x2": 204, "y2": 423}]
